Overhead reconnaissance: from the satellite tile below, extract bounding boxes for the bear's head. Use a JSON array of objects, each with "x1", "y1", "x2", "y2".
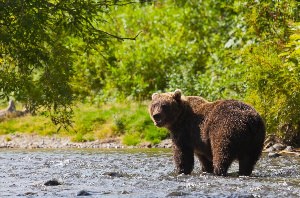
[{"x1": 149, "y1": 89, "x2": 183, "y2": 128}]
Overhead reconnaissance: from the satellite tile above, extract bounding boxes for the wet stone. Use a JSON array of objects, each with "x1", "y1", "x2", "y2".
[
  {"x1": 272, "y1": 143, "x2": 286, "y2": 151},
  {"x1": 284, "y1": 146, "x2": 293, "y2": 152},
  {"x1": 139, "y1": 142, "x2": 152, "y2": 148},
  {"x1": 24, "y1": 192, "x2": 37, "y2": 196},
  {"x1": 167, "y1": 191, "x2": 190, "y2": 197},
  {"x1": 104, "y1": 172, "x2": 124, "y2": 178},
  {"x1": 228, "y1": 194, "x2": 255, "y2": 198},
  {"x1": 44, "y1": 179, "x2": 61, "y2": 186},
  {"x1": 121, "y1": 190, "x2": 130, "y2": 194},
  {"x1": 155, "y1": 139, "x2": 172, "y2": 148},
  {"x1": 263, "y1": 141, "x2": 273, "y2": 150},
  {"x1": 268, "y1": 152, "x2": 281, "y2": 158},
  {"x1": 265, "y1": 146, "x2": 276, "y2": 152},
  {"x1": 77, "y1": 190, "x2": 92, "y2": 196}
]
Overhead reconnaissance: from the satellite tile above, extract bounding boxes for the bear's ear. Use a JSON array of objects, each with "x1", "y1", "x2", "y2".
[
  {"x1": 173, "y1": 89, "x2": 182, "y2": 101},
  {"x1": 152, "y1": 93, "x2": 158, "y2": 100}
]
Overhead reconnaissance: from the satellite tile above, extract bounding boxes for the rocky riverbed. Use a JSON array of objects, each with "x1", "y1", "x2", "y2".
[{"x1": 1, "y1": 148, "x2": 300, "y2": 197}]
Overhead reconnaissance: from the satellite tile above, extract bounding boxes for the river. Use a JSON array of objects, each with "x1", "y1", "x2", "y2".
[{"x1": 0, "y1": 149, "x2": 299, "y2": 197}]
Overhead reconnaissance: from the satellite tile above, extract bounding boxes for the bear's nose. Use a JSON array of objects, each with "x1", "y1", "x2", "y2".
[{"x1": 153, "y1": 113, "x2": 162, "y2": 121}]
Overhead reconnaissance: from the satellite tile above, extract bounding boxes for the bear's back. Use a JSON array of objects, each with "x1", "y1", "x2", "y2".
[
  {"x1": 186, "y1": 98, "x2": 257, "y2": 118},
  {"x1": 207, "y1": 99, "x2": 259, "y2": 121},
  {"x1": 201, "y1": 100, "x2": 265, "y2": 151},
  {"x1": 184, "y1": 96, "x2": 209, "y2": 114}
]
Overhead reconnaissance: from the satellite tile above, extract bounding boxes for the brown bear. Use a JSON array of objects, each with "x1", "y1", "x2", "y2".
[{"x1": 149, "y1": 90, "x2": 266, "y2": 176}]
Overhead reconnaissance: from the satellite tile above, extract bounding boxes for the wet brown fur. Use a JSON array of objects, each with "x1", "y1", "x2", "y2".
[{"x1": 149, "y1": 90, "x2": 266, "y2": 176}]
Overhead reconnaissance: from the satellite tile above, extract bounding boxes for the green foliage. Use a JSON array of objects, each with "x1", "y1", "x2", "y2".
[
  {"x1": 236, "y1": 1, "x2": 300, "y2": 145},
  {"x1": 144, "y1": 126, "x2": 168, "y2": 145},
  {"x1": 5, "y1": 135, "x2": 12, "y2": 142},
  {"x1": 0, "y1": 114, "x2": 57, "y2": 136},
  {"x1": 71, "y1": 132, "x2": 95, "y2": 142},
  {"x1": 122, "y1": 132, "x2": 141, "y2": 146},
  {"x1": 243, "y1": 0, "x2": 298, "y2": 42},
  {"x1": 1, "y1": 0, "x2": 300, "y2": 145},
  {"x1": 0, "y1": 102, "x2": 168, "y2": 144},
  {"x1": 0, "y1": 0, "x2": 136, "y2": 126},
  {"x1": 73, "y1": 0, "x2": 263, "y2": 101},
  {"x1": 240, "y1": 21, "x2": 300, "y2": 145},
  {"x1": 74, "y1": 102, "x2": 168, "y2": 144},
  {"x1": 90, "y1": 0, "x2": 299, "y2": 145},
  {"x1": 93, "y1": 0, "x2": 239, "y2": 99}
]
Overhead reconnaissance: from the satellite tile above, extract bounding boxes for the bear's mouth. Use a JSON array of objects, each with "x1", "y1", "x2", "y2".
[{"x1": 154, "y1": 120, "x2": 164, "y2": 127}]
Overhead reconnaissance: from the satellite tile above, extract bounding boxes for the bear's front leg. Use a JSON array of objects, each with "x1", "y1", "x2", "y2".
[{"x1": 173, "y1": 144, "x2": 194, "y2": 174}]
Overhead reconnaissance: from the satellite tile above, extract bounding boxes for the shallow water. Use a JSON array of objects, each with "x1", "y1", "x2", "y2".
[{"x1": 0, "y1": 149, "x2": 299, "y2": 198}]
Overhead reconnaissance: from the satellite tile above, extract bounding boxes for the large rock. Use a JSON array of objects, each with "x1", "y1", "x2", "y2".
[{"x1": 0, "y1": 100, "x2": 28, "y2": 121}]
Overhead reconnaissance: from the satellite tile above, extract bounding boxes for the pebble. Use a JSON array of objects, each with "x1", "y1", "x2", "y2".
[
  {"x1": 104, "y1": 172, "x2": 124, "y2": 178},
  {"x1": 139, "y1": 142, "x2": 152, "y2": 148},
  {"x1": 154, "y1": 139, "x2": 172, "y2": 148},
  {"x1": 121, "y1": 190, "x2": 130, "y2": 194},
  {"x1": 77, "y1": 190, "x2": 92, "y2": 196},
  {"x1": 229, "y1": 194, "x2": 255, "y2": 198},
  {"x1": 167, "y1": 191, "x2": 190, "y2": 197},
  {"x1": 24, "y1": 192, "x2": 37, "y2": 196},
  {"x1": 268, "y1": 152, "x2": 281, "y2": 158},
  {"x1": 272, "y1": 143, "x2": 286, "y2": 151},
  {"x1": 44, "y1": 179, "x2": 61, "y2": 186},
  {"x1": 264, "y1": 146, "x2": 276, "y2": 152},
  {"x1": 284, "y1": 146, "x2": 293, "y2": 152}
]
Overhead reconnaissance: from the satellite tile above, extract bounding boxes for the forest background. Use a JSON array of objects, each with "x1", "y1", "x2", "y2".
[{"x1": 1, "y1": 0, "x2": 300, "y2": 146}]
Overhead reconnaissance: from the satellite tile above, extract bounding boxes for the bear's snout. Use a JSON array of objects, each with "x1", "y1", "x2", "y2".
[
  {"x1": 152, "y1": 113, "x2": 164, "y2": 127},
  {"x1": 153, "y1": 113, "x2": 162, "y2": 122}
]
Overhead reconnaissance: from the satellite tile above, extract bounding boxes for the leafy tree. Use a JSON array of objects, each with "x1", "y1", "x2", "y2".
[{"x1": 0, "y1": 0, "x2": 137, "y2": 126}]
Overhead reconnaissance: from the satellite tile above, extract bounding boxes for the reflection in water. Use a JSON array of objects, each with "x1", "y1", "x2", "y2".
[{"x1": 0, "y1": 149, "x2": 299, "y2": 197}]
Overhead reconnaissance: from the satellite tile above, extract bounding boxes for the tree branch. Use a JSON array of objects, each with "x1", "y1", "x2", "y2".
[
  {"x1": 97, "y1": 1, "x2": 138, "y2": 7},
  {"x1": 81, "y1": 14, "x2": 142, "y2": 41},
  {"x1": 53, "y1": 2, "x2": 142, "y2": 41},
  {"x1": 100, "y1": 30, "x2": 143, "y2": 41}
]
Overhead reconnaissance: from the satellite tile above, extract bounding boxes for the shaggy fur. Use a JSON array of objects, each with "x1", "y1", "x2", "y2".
[{"x1": 149, "y1": 90, "x2": 266, "y2": 176}]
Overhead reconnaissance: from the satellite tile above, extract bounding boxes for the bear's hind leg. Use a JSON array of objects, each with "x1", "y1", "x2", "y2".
[
  {"x1": 212, "y1": 155, "x2": 234, "y2": 176},
  {"x1": 211, "y1": 142, "x2": 234, "y2": 176},
  {"x1": 238, "y1": 155, "x2": 259, "y2": 176}
]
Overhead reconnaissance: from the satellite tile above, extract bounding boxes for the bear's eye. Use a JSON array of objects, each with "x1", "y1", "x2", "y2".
[{"x1": 161, "y1": 104, "x2": 169, "y2": 110}]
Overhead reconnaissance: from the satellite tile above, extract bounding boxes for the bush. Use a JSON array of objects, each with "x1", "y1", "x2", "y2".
[
  {"x1": 122, "y1": 133, "x2": 141, "y2": 146},
  {"x1": 240, "y1": 22, "x2": 300, "y2": 146}
]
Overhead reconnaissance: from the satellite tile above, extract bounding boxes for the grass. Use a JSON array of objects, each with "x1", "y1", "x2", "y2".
[{"x1": 0, "y1": 101, "x2": 169, "y2": 145}]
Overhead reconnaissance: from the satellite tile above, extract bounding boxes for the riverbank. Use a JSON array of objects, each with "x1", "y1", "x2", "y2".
[
  {"x1": 0, "y1": 134, "x2": 172, "y2": 149},
  {"x1": 1, "y1": 134, "x2": 299, "y2": 157}
]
